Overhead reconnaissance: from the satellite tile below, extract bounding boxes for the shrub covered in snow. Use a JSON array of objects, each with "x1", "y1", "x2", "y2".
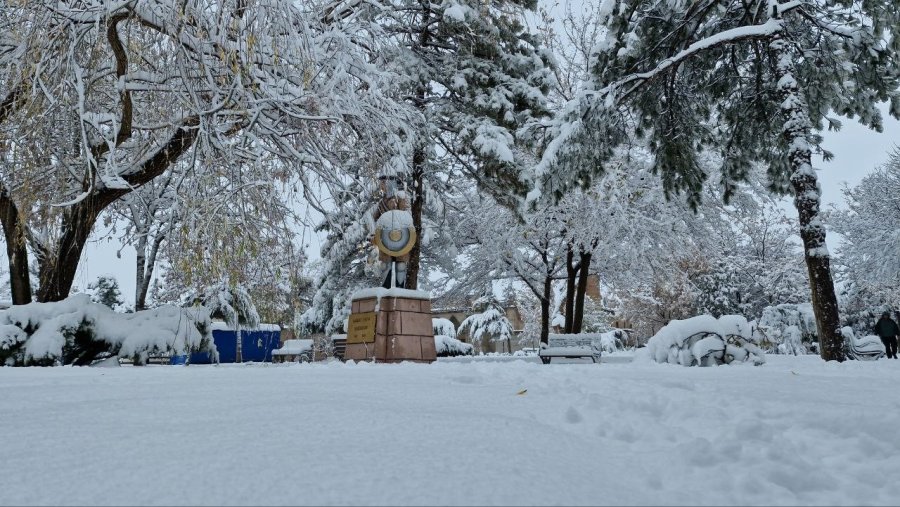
[
  {"x1": 432, "y1": 318, "x2": 457, "y2": 340},
  {"x1": 0, "y1": 295, "x2": 215, "y2": 366},
  {"x1": 597, "y1": 330, "x2": 628, "y2": 353},
  {"x1": 459, "y1": 303, "x2": 513, "y2": 352},
  {"x1": 755, "y1": 303, "x2": 817, "y2": 354},
  {"x1": 647, "y1": 315, "x2": 765, "y2": 367},
  {"x1": 434, "y1": 335, "x2": 474, "y2": 357}
]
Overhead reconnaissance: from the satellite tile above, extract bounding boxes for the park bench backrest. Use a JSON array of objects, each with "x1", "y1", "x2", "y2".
[{"x1": 547, "y1": 334, "x2": 597, "y2": 349}]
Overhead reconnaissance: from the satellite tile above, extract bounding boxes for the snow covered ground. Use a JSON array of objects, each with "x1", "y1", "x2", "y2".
[{"x1": 2, "y1": 355, "x2": 898, "y2": 506}]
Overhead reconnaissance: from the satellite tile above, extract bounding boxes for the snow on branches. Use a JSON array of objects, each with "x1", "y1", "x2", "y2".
[{"x1": 830, "y1": 152, "x2": 900, "y2": 313}]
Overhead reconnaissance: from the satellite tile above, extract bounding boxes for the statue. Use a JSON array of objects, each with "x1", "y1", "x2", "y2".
[
  {"x1": 372, "y1": 174, "x2": 416, "y2": 289},
  {"x1": 341, "y1": 172, "x2": 436, "y2": 363}
]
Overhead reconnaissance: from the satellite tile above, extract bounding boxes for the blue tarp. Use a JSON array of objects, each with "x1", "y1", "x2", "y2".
[{"x1": 189, "y1": 327, "x2": 281, "y2": 364}]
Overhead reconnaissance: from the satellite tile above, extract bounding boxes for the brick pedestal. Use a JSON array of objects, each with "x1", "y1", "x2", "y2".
[{"x1": 344, "y1": 292, "x2": 436, "y2": 363}]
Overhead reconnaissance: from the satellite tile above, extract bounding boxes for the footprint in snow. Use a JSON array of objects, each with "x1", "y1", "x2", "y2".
[{"x1": 565, "y1": 406, "x2": 583, "y2": 424}]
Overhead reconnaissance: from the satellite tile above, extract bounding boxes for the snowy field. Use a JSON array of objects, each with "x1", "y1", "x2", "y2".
[{"x1": 2, "y1": 356, "x2": 899, "y2": 506}]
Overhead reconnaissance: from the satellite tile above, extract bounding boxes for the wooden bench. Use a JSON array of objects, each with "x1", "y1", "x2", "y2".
[
  {"x1": 538, "y1": 334, "x2": 601, "y2": 364},
  {"x1": 331, "y1": 334, "x2": 347, "y2": 361}
]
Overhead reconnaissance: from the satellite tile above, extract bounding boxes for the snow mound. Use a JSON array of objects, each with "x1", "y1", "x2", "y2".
[
  {"x1": 432, "y1": 318, "x2": 457, "y2": 339},
  {"x1": 434, "y1": 335, "x2": 473, "y2": 357},
  {"x1": 647, "y1": 315, "x2": 764, "y2": 366},
  {"x1": 0, "y1": 294, "x2": 215, "y2": 366}
]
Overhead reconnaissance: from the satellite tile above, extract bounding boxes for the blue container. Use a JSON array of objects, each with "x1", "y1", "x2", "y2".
[
  {"x1": 170, "y1": 354, "x2": 188, "y2": 365},
  {"x1": 189, "y1": 325, "x2": 281, "y2": 364}
]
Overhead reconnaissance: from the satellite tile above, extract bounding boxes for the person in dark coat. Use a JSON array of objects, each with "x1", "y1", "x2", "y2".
[{"x1": 874, "y1": 311, "x2": 899, "y2": 359}]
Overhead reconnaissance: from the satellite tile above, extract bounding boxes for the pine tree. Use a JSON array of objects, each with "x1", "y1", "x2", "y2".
[
  {"x1": 459, "y1": 296, "x2": 515, "y2": 353},
  {"x1": 88, "y1": 276, "x2": 123, "y2": 311},
  {"x1": 304, "y1": 0, "x2": 555, "y2": 326},
  {"x1": 346, "y1": 0, "x2": 555, "y2": 288}
]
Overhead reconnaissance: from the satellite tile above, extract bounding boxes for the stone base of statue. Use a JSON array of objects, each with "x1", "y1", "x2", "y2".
[{"x1": 343, "y1": 288, "x2": 436, "y2": 363}]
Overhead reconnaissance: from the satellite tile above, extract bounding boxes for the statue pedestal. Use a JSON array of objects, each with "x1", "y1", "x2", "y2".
[{"x1": 343, "y1": 288, "x2": 436, "y2": 363}]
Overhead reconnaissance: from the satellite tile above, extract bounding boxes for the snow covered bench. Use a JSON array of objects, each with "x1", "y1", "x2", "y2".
[
  {"x1": 842, "y1": 327, "x2": 884, "y2": 361},
  {"x1": 272, "y1": 339, "x2": 313, "y2": 363},
  {"x1": 539, "y1": 334, "x2": 601, "y2": 364}
]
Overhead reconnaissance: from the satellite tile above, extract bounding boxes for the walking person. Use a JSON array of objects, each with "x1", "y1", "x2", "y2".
[{"x1": 874, "y1": 311, "x2": 899, "y2": 359}]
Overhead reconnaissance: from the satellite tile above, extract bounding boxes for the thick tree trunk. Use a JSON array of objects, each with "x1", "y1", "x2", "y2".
[
  {"x1": 406, "y1": 156, "x2": 425, "y2": 290},
  {"x1": 564, "y1": 246, "x2": 577, "y2": 333},
  {"x1": 0, "y1": 187, "x2": 32, "y2": 304},
  {"x1": 406, "y1": 5, "x2": 431, "y2": 291},
  {"x1": 540, "y1": 274, "x2": 552, "y2": 344},
  {"x1": 0, "y1": 86, "x2": 34, "y2": 305},
  {"x1": 573, "y1": 251, "x2": 592, "y2": 334},
  {"x1": 771, "y1": 33, "x2": 844, "y2": 361},
  {"x1": 235, "y1": 323, "x2": 242, "y2": 363},
  {"x1": 36, "y1": 203, "x2": 102, "y2": 302},
  {"x1": 134, "y1": 233, "x2": 148, "y2": 310}
]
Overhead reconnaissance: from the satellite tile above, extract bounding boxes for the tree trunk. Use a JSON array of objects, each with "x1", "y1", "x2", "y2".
[
  {"x1": 564, "y1": 246, "x2": 577, "y2": 333},
  {"x1": 134, "y1": 232, "x2": 148, "y2": 310},
  {"x1": 36, "y1": 202, "x2": 102, "y2": 302},
  {"x1": 406, "y1": 154, "x2": 425, "y2": 290},
  {"x1": 0, "y1": 85, "x2": 34, "y2": 304},
  {"x1": 573, "y1": 251, "x2": 592, "y2": 334},
  {"x1": 235, "y1": 323, "x2": 242, "y2": 363},
  {"x1": 771, "y1": 33, "x2": 844, "y2": 361},
  {"x1": 135, "y1": 231, "x2": 165, "y2": 311},
  {"x1": 540, "y1": 274, "x2": 552, "y2": 344},
  {"x1": 405, "y1": 5, "x2": 431, "y2": 291},
  {"x1": 0, "y1": 187, "x2": 32, "y2": 304}
]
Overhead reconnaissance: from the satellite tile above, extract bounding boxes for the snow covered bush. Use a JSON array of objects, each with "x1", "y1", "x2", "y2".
[
  {"x1": 459, "y1": 303, "x2": 514, "y2": 351},
  {"x1": 0, "y1": 295, "x2": 214, "y2": 366},
  {"x1": 434, "y1": 335, "x2": 474, "y2": 357},
  {"x1": 755, "y1": 304, "x2": 818, "y2": 355},
  {"x1": 647, "y1": 315, "x2": 765, "y2": 367},
  {"x1": 432, "y1": 318, "x2": 457, "y2": 340},
  {"x1": 597, "y1": 330, "x2": 628, "y2": 353}
]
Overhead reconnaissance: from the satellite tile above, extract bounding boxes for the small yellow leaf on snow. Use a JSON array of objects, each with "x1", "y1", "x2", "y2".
[{"x1": 516, "y1": 389, "x2": 527, "y2": 395}]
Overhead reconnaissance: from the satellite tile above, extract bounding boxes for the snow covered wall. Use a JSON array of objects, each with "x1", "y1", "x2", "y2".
[
  {"x1": 647, "y1": 315, "x2": 765, "y2": 366},
  {"x1": 0, "y1": 295, "x2": 215, "y2": 366}
]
